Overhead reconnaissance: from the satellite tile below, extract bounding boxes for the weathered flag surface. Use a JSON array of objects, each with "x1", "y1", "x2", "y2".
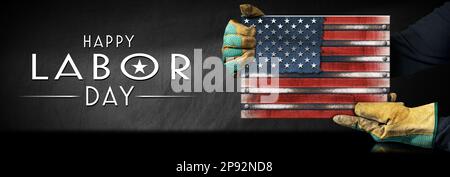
[{"x1": 240, "y1": 15, "x2": 390, "y2": 119}]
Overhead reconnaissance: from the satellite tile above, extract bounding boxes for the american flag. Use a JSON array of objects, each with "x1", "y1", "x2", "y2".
[{"x1": 240, "y1": 16, "x2": 390, "y2": 119}]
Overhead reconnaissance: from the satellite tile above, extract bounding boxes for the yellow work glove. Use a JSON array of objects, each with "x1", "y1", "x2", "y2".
[
  {"x1": 222, "y1": 4, "x2": 264, "y2": 73},
  {"x1": 333, "y1": 102, "x2": 438, "y2": 148}
]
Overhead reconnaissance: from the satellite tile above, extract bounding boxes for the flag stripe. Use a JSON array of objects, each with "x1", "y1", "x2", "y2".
[
  {"x1": 321, "y1": 47, "x2": 390, "y2": 56},
  {"x1": 321, "y1": 56, "x2": 389, "y2": 62},
  {"x1": 241, "y1": 110, "x2": 355, "y2": 119},
  {"x1": 324, "y1": 17, "x2": 390, "y2": 24},
  {"x1": 243, "y1": 72, "x2": 390, "y2": 78},
  {"x1": 243, "y1": 104, "x2": 355, "y2": 110},
  {"x1": 321, "y1": 62, "x2": 389, "y2": 72},
  {"x1": 322, "y1": 40, "x2": 389, "y2": 46},
  {"x1": 241, "y1": 93, "x2": 388, "y2": 103},
  {"x1": 242, "y1": 88, "x2": 388, "y2": 94},
  {"x1": 323, "y1": 24, "x2": 389, "y2": 30},
  {"x1": 323, "y1": 31, "x2": 389, "y2": 40},
  {"x1": 242, "y1": 78, "x2": 389, "y2": 88}
]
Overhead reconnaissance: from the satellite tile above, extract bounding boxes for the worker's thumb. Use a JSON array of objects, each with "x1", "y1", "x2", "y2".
[{"x1": 333, "y1": 115, "x2": 384, "y2": 136}]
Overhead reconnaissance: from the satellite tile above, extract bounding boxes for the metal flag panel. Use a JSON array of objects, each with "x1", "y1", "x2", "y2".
[{"x1": 240, "y1": 15, "x2": 390, "y2": 119}]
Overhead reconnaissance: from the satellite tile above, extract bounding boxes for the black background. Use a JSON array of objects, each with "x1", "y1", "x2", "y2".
[
  {"x1": 2, "y1": 0, "x2": 450, "y2": 131},
  {"x1": 2, "y1": 0, "x2": 449, "y2": 175}
]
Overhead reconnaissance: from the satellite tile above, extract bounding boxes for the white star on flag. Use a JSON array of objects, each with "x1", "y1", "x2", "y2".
[
  {"x1": 258, "y1": 18, "x2": 263, "y2": 23},
  {"x1": 271, "y1": 18, "x2": 276, "y2": 23}
]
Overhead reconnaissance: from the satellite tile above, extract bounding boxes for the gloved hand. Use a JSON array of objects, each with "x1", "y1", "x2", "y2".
[
  {"x1": 333, "y1": 102, "x2": 438, "y2": 148},
  {"x1": 222, "y1": 4, "x2": 264, "y2": 73}
]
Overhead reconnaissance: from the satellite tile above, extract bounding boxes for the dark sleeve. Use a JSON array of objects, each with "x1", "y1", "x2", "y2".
[
  {"x1": 435, "y1": 116, "x2": 450, "y2": 151},
  {"x1": 391, "y1": 2, "x2": 450, "y2": 76}
]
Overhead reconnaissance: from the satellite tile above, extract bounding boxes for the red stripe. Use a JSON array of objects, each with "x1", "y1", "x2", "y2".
[
  {"x1": 321, "y1": 62, "x2": 389, "y2": 72},
  {"x1": 241, "y1": 94, "x2": 388, "y2": 103},
  {"x1": 242, "y1": 78, "x2": 389, "y2": 88},
  {"x1": 324, "y1": 17, "x2": 389, "y2": 24},
  {"x1": 323, "y1": 31, "x2": 389, "y2": 40},
  {"x1": 321, "y1": 47, "x2": 389, "y2": 56},
  {"x1": 241, "y1": 110, "x2": 354, "y2": 119}
]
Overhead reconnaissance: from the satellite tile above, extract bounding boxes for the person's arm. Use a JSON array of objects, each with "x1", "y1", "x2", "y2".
[
  {"x1": 435, "y1": 116, "x2": 450, "y2": 151},
  {"x1": 392, "y1": 2, "x2": 450, "y2": 76}
]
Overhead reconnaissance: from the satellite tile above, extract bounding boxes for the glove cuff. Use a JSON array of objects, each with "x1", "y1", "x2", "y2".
[{"x1": 432, "y1": 102, "x2": 439, "y2": 148}]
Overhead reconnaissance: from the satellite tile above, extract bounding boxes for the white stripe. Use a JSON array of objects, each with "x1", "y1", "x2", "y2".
[
  {"x1": 322, "y1": 41, "x2": 390, "y2": 46},
  {"x1": 324, "y1": 24, "x2": 389, "y2": 30},
  {"x1": 321, "y1": 56, "x2": 389, "y2": 62},
  {"x1": 241, "y1": 88, "x2": 388, "y2": 94},
  {"x1": 242, "y1": 72, "x2": 390, "y2": 78}
]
